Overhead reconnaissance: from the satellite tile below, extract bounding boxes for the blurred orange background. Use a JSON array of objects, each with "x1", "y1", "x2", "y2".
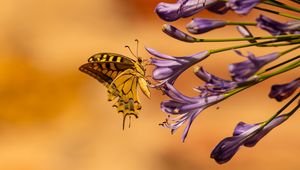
[{"x1": 0, "y1": 0, "x2": 299, "y2": 169}]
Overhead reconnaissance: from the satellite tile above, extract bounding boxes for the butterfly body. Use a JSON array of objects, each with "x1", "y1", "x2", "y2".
[{"x1": 79, "y1": 52, "x2": 150, "y2": 128}]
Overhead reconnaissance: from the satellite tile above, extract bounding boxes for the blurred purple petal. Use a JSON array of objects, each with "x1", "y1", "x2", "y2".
[
  {"x1": 160, "y1": 83, "x2": 224, "y2": 142},
  {"x1": 186, "y1": 18, "x2": 226, "y2": 34},
  {"x1": 146, "y1": 47, "x2": 210, "y2": 87},
  {"x1": 233, "y1": 122, "x2": 257, "y2": 136},
  {"x1": 229, "y1": 51, "x2": 280, "y2": 82},
  {"x1": 155, "y1": 0, "x2": 218, "y2": 22},
  {"x1": 211, "y1": 125, "x2": 260, "y2": 164},
  {"x1": 256, "y1": 15, "x2": 300, "y2": 35},
  {"x1": 269, "y1": 78, "x2": 300, "y2": 102},
  {"x1": 244, "y1": 115, "x2": 288, "y2": 147},
  {"x1": 206, "y1": 1, "x2": 229, "y2": 14},
  {"x1": 162, "y1": 24, "x2": 197, "y2": 42},
  {"x1": 211, "y1": 114, "x2": 289, "y2": 164},
  {"x1": 226, "y1": 0, "x2": 260, "y2": 15},
  {"x1": 194, "y1": 66, "x2": 237, "y2": 95}
]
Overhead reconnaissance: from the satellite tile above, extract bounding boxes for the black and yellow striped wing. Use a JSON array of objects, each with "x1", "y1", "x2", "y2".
[
  {"x1": 79, "y1": 53, "x2": 135, "y2": 87},
  {"x1": 79, "y1": 52, "x2": 150, "y2": 128}
]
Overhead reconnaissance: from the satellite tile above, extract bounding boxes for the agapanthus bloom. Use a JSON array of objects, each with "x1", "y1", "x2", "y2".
[
  {"x1": 161, "y1": 83, "x2": 224, "y2": 141},
  {"x1": 146, "y1": 47, "x2": 210, "y2": 87},
  {"x1": 211, "y1": 114, "x2": 289, "y2": 164},
  {"x1": 256, "y1": 15, "x2": 300, "y2": 35},
  {"x1": 194, "y1": 66, "x2": 237, "y2": 95},
  {"x1": 186, "y1": 18, "x2": 226, "y2": 34},
  {"x1": 155, "y1": 0, "x2": 218, "y2": 22},
  {"x1": 229, "y1": 51, "x2": 280, "y2": 82},
  {"x1": 269, "y1": 78, "x2": 300, "y2": 102},
  {"x1": 162, "y1": 24, "x2": 197, "y2": 42},
  {"x1": 226, "y1": 0, "x2": 261, "y2": 15}
]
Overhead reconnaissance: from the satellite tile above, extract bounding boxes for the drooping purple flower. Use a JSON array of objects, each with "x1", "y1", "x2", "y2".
[
  {"x1": 186, "y1": 18, "x2": 226, "y2": 34},
  {"x1": 193, "y1": 66, "x2": 237, "y2": 95},
  {"x1": 226, "y1": 0, "x2": 261, "y2": 15},
  {"x1": 229, "y1": 51, "x2": 280, "y2": 82},
  {"x1": 155, "y1": 0, "x2": 218, "y2": 22},
  {"x1": 161, "y1": 83, "x2": 224, "y2": 142},
  {"x1": 211, "y1": 114, "x2": 289, "y2": 164},
  {"x1": 146, "y1": 47, "x2": 210, "y2": 87},
  {"x1": 269, "y1": 78, "x2": 300, "y2": 102},
  {"x1": 206, "y1": 1, "x2": 230, "y2": 14},
  {"x1": 162, "y1": 24, "x2": 197, "y2": 42},
  {"x1": 256, "y1": 15, "x2": 300, "y2": 35}
]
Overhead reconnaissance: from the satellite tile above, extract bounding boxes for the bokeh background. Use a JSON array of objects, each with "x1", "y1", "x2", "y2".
[{"x1": 0, "y1": 0, "x2": 299, "y2": 169}]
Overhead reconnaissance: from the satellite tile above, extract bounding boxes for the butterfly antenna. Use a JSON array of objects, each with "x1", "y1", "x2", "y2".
[
  {"x1": 125, "y1": 45, "x2": 136, "y2": 57},
  {"x1": 135, "y1": 39, "x2": 139, "y2": 57},
  {"x1": 122, "y1": 114, "x2": 127, "y2": 130},
  {"x1": 129, "y1": 116, "x2": 131, "y2": 128}
]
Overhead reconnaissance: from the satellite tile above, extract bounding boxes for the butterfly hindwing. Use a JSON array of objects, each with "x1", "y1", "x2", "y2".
[{"x1": 109, "y1": 69, "x2": 142, "y2": 128}]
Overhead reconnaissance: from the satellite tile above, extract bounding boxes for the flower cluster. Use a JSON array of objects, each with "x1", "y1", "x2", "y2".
[{"x1": 148, "y1": 0, "x2": 300, "y2": 164}]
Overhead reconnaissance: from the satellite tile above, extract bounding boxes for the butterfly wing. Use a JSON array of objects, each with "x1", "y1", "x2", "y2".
[
  {"x1": 108, "y1": 69, "x2": 142, "y2": 128},
  {"x1": 80, "y1": 52, "x2": 150, "y2": 128},
  {"x1": 79, "y1": 53, "x2": 135, "y2": 87}
]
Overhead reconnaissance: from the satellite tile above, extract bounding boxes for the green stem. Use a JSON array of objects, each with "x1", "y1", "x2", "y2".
[
  {"x1": 257, "y1": 45, "x2": 300, "y2": 74},
  {"x1": 286, "y1": 101, "x2": 300, "y2": 117},
  {"x1": 226, "y1": 21, "x2": 257, "y2": 26},
  {"x1": 259, "y1": 60, "x2": 300, "y2": 80},
  {"x1": 263, "y1": 92, "x2": 300, "y2": 126},
  {"x1": 254, "y1": 6, "x2": 300, "y2": 20},
  {"x1": 263, "y1": 55, "x2": 300, "y2": 73},
  {"x1": 210, "y1": 39, "x2": 279, "y2": 54},
  {"x1": 264, "y1": 0, "x2": 300, "y2": 13},
  {"x1": 280, "y1": 44, "x2": 300, "y2": 56},
  {"x1": 195, "y1": 34, "x2": 300, "y2": 43}
]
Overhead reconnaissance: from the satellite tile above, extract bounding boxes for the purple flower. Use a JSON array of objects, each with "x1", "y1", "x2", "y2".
[
  {"x1": 194, "y1": 66, "x2": 237, "y2": 95},
  {"x1": 269, "y1": 78, "x2": 300, "y2": 102},
  {"x1": 146, "y1": 47, "x2": 210, "y2": 87},
  {"x1": 226, "y1": 0, "x2": 261, "y2": 15},
  {"x1": 155, "y1": 0, "x2": 218, "y2": 22},
  {"x1": 162, "y1": 24, "x2": 197, "y2": 42},
  {"x1": 256, "y1": 15, "x2": 300, "y2": 35},
  {"x1": 211, "y1": 114, "x2": 289, "y2": 164},
  {"x1": 186, "y1": 18, "x2": 226, "y2": 34},
  {"x1": 229, "y1": 51, "x2": 280, "y2": 82},
  {"x1": 161, "y1": 83, "x2": 224, "y2": 142},
  {"x1": 206, "y1": 1, "x2": 230, "y2": 14}
]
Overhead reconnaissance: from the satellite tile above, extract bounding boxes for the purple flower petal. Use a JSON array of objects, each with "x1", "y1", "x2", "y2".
[
  {"x1": 229, "y1": 51, "x2": 280, "y2": 82},
  {"x1": 211, "y1": 114, "x2": 289, "y2": 164},
  {"x1": 269, "y1": 78, "x2": 300, "y2": 102},
  {"x1": 194, "y1": 66, "x2": 237, "y2": 95},
  {"x1": 160, "y1": 83, "x2": 224, "y2": 142},
  {"x1": 162, "y1": 24, "x2": 197, "y2": 42},
  {"x1": 206, "y1": 1, "x2": 230, "y2": 14},
  {"x1": 226, "y1": 0, "x2": 260, "y2": 15},
  {"x1": 186, "y1": 18, "x2": 226, "y2": 34},
  {"x1": 146, "y1": 47, "x2": 210, "y2": 87},
  {"x1": 256, "y1": 15, "x2": 300, "y2": 35},
  {"x1": 155, "y1": 0, "x2": 218, "y2": 22},
  {"x1": 244, "y1": 115, "x2": 288, "y2": 147}
]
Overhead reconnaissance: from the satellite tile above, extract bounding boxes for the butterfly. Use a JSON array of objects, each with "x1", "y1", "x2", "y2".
[{"x1": 79, "y1": 40, "x2": 151, "y2": 129}]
